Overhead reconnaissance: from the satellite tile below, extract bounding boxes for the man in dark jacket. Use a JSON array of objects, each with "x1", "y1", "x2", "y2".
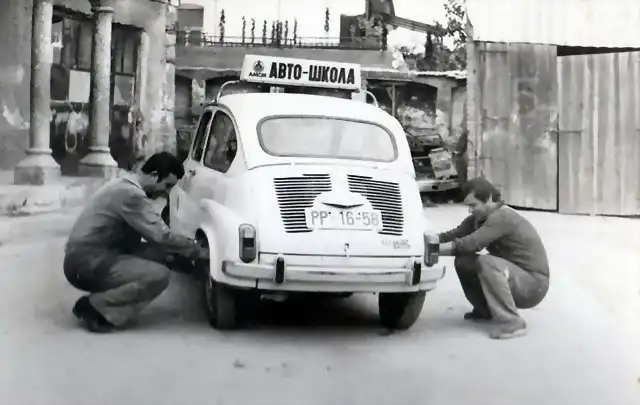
[
  {"x1": 425, "y1": 178, "x2": 550, "y2": 339},
  {"x1": 64, "y1": 152, "x2": 208, "y2": 333}
]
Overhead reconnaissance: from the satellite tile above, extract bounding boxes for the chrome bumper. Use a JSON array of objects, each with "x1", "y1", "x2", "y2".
[{"x1": 220, "y1": 259, "x2": 446, "y2": 293}]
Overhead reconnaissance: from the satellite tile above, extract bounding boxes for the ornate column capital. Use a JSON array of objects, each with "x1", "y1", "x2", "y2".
[{"x1": 88, "y1": 0, "x2": 119, "y2": 13}]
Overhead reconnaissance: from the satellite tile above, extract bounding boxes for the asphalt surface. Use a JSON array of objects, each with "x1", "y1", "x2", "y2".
[{"x1": 0, "y1": 207, "x2": 638, "y2": 405}]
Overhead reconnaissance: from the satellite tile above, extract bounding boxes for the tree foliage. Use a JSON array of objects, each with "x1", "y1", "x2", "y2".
[{"x1": 400, "y1": 0, "x2": 466, "y2": 72}]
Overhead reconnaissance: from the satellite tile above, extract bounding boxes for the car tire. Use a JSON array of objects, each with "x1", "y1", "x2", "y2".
[
  {"x1": 378, "y1": 291, "x2": 427, "y2": 331},
  {"x1": 194, "y1": 235, "x2": 240, "y2": 330},
  {"x1": 203, "y1": 276, "x2": 240, "y2": 330}
]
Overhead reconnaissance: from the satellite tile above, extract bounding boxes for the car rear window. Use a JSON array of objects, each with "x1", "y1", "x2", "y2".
[{"x1": 258, "y1": 116, "x2": 397, "y2": 162}]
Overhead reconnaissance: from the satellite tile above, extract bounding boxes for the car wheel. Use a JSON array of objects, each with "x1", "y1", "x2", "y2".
[
  {"x1": 202, "y1": 276, "x2": 240, "y2": 330},
  {"x1": 378, "y1": 291, "x2": 427, "y2": 331},
  {"x1": 194, "y1": 236, "x2": 240, "y2": 330}
]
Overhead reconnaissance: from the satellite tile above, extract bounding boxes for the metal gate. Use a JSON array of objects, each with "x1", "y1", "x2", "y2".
[
  {"x1": 557, "y1": 51, "x2": 640, "y2": 216},
  {"x1": 476, "y1": 43, "x2": 559, "y2": 210}
]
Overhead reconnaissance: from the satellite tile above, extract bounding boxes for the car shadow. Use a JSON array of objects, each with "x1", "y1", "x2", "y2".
[
  {"x1": 140, "y1": 273, "x2": 391, "y2": 335},
  {"x1": 133, "y1": 273, "x2": 490, "y2": 339},
  {"x1": 243, "y1": 294, "x2": 381, "y2": 332}
]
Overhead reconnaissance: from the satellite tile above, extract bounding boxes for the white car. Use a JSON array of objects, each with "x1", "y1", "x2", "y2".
[{"x1": 168, "y1": 55, "x2": 446, "y2": 330}]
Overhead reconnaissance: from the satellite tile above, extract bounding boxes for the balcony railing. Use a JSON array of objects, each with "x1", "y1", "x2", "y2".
[{"x1": 175, "y1": 32, "x2": 387, "y2": 51}]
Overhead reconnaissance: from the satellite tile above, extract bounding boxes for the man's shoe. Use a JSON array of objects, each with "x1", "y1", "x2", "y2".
[
  {"x1": 489, "y1": 320, "x2": 528, "y2": 340},
  {"x1": 463, "y1": 309, "x2": 493, "y2": 322},
  {"x1": 72, "y1": 296, "x2": 115, "y2": 333}
]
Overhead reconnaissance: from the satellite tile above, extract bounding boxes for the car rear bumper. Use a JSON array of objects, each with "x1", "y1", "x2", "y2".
[
  {"x1": 416, "y1": 178, "x2": 459, "y2": 193},
  {"x1": 218, "y1": 257, "x2": 446, "y2": 293}
]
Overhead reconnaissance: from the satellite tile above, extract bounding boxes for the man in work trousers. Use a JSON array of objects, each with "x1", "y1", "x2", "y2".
[
  {"x1": 425, "y1": 178, "x2": 550, "y2": 339},
  {"x1": 63, "y1": 152, "x2": 208, "y2": 333}
]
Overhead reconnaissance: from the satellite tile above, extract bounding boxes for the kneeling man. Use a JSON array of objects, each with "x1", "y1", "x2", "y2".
[
  {"x1": 426, "y1": 178, "x2": 550, "y2": 340},
  {"x1": 64, "y1": 152, "x2": 208, "y2": 333}
]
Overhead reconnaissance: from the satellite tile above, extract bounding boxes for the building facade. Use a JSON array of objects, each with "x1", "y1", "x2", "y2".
[
  {"x1": 171, "y1": 0, "x2": 407, "y2": 157},
  {"x1": 0, "y1": 0, "x2": 178, "y2": 184}
]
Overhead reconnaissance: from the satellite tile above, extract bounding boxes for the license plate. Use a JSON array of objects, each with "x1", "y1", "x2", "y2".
[{"x1": 304, "y1": 208, "x2": 383, "y2": 231}]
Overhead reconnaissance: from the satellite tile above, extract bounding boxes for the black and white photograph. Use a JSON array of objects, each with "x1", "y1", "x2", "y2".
[{"x1": 0, "y1": 0, "x2": 638, "y2": 404}]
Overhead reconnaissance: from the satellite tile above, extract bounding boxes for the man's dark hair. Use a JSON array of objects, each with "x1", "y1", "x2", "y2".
[
  {"x1": 140, "y1": 152, "x2": 185, "y2": 181},
  {"x1": 462, "y1": 177, "x2": 502, "y2": 203}
]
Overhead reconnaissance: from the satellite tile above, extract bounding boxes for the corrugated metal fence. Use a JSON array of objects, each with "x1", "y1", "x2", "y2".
[
  {"x1": 470, "y1": 41, "x2": 640, "y2": 216},
  {"x1": 558, "y1": 51, "x2": 640, "y2": 216},
  {"x1": 471, "y1": 42, "x2": 559, "y2": 210}
]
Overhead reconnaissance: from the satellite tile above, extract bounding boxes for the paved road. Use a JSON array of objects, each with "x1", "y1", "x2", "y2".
[{"x1": 0, "y1": 207, "x2": 638, "y2": 405}]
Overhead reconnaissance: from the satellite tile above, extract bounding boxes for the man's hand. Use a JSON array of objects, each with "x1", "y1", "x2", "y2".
[
  {"x1": 424, "y1": 233, "x2": 454, "y2": 257},
  {"x1": 440, "y1": 242, "x2": 455, "y2": 256},
  {"x1": 195, "y1": 245, "x2": 210, "y2": 261},
  {"x1": 425, "y1": 234, "x2": 440, "y2": 244}
]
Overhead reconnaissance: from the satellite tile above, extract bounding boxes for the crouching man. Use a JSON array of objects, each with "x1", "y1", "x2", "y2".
[
  {"x1": 425, "y1": 178, "x2": 550, "y2": 340},
  {"x1": 63, "y1": 152, "x2": 208, "y2": 333}
]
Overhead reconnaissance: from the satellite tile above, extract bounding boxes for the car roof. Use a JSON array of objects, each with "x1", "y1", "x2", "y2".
[
  {"x1": 205, "y1": 92, "x2": 415, "y2": 175},
  {"x1": 215, "y1": 92, "x2": 395, "y2": 125}
]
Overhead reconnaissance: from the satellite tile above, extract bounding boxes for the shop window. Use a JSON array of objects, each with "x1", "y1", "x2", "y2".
[
  {"x1": 111, "y1": 25, "x2": 139, "y2": 107},
  {"x1": 51, "y1": 9, "x2": 93, "y2": 102},
  {"x1": 77, "y1": 21, "x2": 93, "y2": 70},
  {"x1": 122, "y1": 37, "x2": 136, "y2": 74},
  {"x1": 60, "y1": 19, "x2": 77, "y2": 68},
  {"x1": 112, "y1": 25, "x2": 139, "y2": 75},
  {"x1": 58, "y1": 17, "x2": 93, "y2": 71},
  {"x1": 113, "y1": 75, "x2": 135, "y2": 106},
  {"x1": 68, "y1": 70, "x2": 91, "y2": 103},
  {"x1": 52, "y1": 19, "x2": 63, "y2": 65},
  {"x1": 50, "y1": 9, "x2": 140, "y2": 106}
]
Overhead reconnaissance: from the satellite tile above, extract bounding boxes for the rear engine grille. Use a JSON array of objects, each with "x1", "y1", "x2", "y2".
[
  {"x1": 274, "y1": 174, "x2": 332, "y2": 233},
  {"x1": 347, "y1": 174, "x2": 404, "y2": 236}
]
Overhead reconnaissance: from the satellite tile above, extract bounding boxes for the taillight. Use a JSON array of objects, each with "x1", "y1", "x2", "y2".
[
  {"x1": 238, "y1": 224, "x2": 257, "y2": 263},
  {"x1": 425, "y1": 242, "x2": 439, "y2": 267}
]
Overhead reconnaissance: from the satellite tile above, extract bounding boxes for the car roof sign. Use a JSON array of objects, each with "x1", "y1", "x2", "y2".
[{"x1": 240, "y1": 55, "x2": 362, "y2": 91}]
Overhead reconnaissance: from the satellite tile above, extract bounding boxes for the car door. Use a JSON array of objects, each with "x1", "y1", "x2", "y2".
[
  {"x1": 178, "y1": 109, "x2": 240, "y2": 237},
  {"x1": 195, "y1": 110, "x2": 239, "y2": 207},
  {"x1": 170, "y1": 109, "x2": 213, "y2": 235}
]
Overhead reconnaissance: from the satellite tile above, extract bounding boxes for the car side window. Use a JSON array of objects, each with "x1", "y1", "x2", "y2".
[
  {"x1": 203, "y1": 111, "x2": 238, "y2": 173},
  {"x1": 191, "y1": 110, "x2": 213, "y2": 162},
  {"x1": 202, "y1": 115, "x2": 219, "y2": 168}
]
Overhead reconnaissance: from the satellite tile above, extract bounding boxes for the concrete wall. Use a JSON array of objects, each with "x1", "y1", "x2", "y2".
[
  {"x1": 0, "y1": 0, "x2": 175, "y2": 170},
  {"x1": 0, "y1": 0, "x2": 33, "y2": 169}
]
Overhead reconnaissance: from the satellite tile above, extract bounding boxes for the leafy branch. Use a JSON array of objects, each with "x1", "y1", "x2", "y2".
[{"x1": 399, "y1": 0, "x2": 467, "y2": 72}]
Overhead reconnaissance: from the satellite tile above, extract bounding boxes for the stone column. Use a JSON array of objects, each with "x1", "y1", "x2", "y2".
[
  {"x1": 78, "y1": 0, "x2": 118, "y2": 177},
  {"x1": 14, "y1": 0, "x2": 61, "y2": 185},
  {"x1": 162, "y1": 4, "x2": 177, "y2": 154}
]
